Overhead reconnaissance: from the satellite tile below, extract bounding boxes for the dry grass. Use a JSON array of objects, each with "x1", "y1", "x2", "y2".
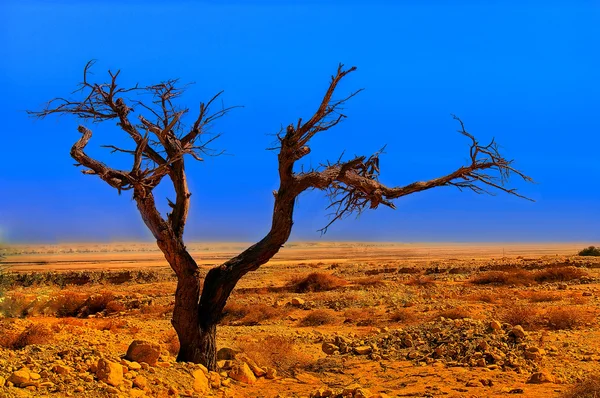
[
  {"x1": 534, "y1": 267, "x2": 588, "y2": 283},
  {"x1": 467, "y1": 292, "x2": 503, "y2": 304},
  {"x1": 354, "y1": 277, "x2": 386, "y2": 287},
  {"x1": 545, "y1": 307, "x2": 591, "y2": 330},
  {"x1": 0, "y1": 293, "x2": 39, "y2": 318},
  {"x1": 470, "y1": 270, "x2": 534, "y2": 286},
  {"x1": 438, "y1": 307, "x2": 471, "y2": 320},
  {"x1": 299, "y1": 309, "x2": 337, "y2": 327},
  {"x1": 561, "y1": 373, "x2": 600, "y2": 398},
  {"x1": 389, "y1": 308, "x2": 417, "y2": 323},
  {"x1": 526, "y1": 291, "x2": 562, "y2": 303},
  {"x1": 236, "y1": 336, "x2": 311, "y2": 376},
  {"x1": 160, "y1": 330, "x2": 180, "y2": 356},
  {"x1": 288, "y1": 273, "x2": 348, "y2": 293},
  {"x1": 0, "y1": 323, "x2": 54, "y2": 349},
  {"x1": 500, "y1": 305, "x2": 541, "y2": 330},
  {"x1": 221, "y1": 303, "x2": 281, "y2": 326},
  {"x1": 405, "y1": 275, "x2": 436, "y2": 287}
]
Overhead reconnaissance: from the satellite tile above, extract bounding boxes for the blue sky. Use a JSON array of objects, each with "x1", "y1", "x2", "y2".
[{"x1": 0, "y1": 1, "x2": 598, "y2": 243}]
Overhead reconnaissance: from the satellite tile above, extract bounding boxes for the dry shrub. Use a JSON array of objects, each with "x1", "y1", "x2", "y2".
[
  {"x1": 470, "y1": 270, "x2": 534, "y2": 286},
  {"x1": 236, "y1": 336, "x2": 310, "y2": 376},
  {"x1": 80, "y1": 292, "x2": 119, "y2": 316},
  {"x1": 52, "y1": 291, "x2": 88, "y2": 317},
  {"x1": 0, "y1": 323, "x2": 53, "y2": 349},
  {"x1": 500, "y1": 305, "x2": 540, "y2": 330},
  {"x1": 438, "y1": 307, "x2": 470, "y2": 320},
  {"x1": 468, "y1": 292, "x2": 502, "y2": 304},
  {"x1": 221, "y1": 303, "x2": 280, "y2": 326},
  {"x1": 288, "y1": 273, "x2": 347, "y2": 293},
  {"x1": 299, "y1": 309, "x2": 337, "y2": 327},
  {"x1": 545, "y1": 307, "x2": 591, "y2": 330},
  {"x1": 527, "y1": 291, "x2": 561, "y2": 303},
  {"x1": 92, "y1": 319, "x2": 127, "y2": 332},
  {"x1": 0, "y1": 293, "x2": 38, "y2": 318},
  {"x1": 354, "y1": 277, "x2": 386, "y2": 287},
  {"x1": 105, "y1": 300, "x2": 126, "y2": 314},
  {"x1": 389, "y1": 308, "x2": 417, "y2": 323},
  {"x1": 405, "y1": 275, "x2": 436, "y2": 287},
  {"x1": 534, "y1": 267, "x2": 588, "y2": 283},
  {"x1": 160, "y1": 330, "x2": 180, "y2": 356},
  {"x1": 562, "y1": 373, "x2": 600, "y2": 398},
  {"x1": 342, "y1": 308, "x2": 383, "y2": 326}
]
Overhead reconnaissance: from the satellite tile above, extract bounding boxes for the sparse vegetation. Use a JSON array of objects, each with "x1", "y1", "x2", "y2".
[
  {"x1": 470, "y1": 270, "x2": 534, "y2": 286},
  {"x1": 438, "y1": 307, "x2": 471, "y2": 320},
  {"x1": 545, "y1": 307, "x2": 591, "y2": 330},
  {"x1": 221, "y1": 303, "x2": 281, "y2": 326},
  {"x1": 288, "y1": 272, "x2": 348, "y2": 293},
  {"x1": 579, "y1": 246, "x2": 600, "y2": 257},
  {"x1": 500, "y1": 305, "x2": 540, "y2": 330},
  {"x1": 562, "y1": 373, "x2": 600, "y2": 398},
  {"x1": 299, "y1": 309, "x2": 337, "y2": 326},
  {"x1": 236, "y1": 336, "x2": 311, "y2": 376},
  {"x1": 0, "y1": 323, "x2": 54, "y2": 349}
]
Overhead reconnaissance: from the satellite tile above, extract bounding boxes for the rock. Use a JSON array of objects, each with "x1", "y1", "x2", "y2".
[
  {"x1": 354, "y1": 346, "x2": 372, "y2": 355},
  {"x1": 466, "y1": 379, "x2": 484, "y2": 387},
  {"x1": 527, "y1": 370, "x2": 555, "y2": 384},
  {"x1": 133, "y1": 375, "x2": 147, "y2": 389},
  {"x1": 52, "y1": 364, "x2": 73, "y2": 375},
  {"x1": 490, "y1": 320, "x2": 502, "y2": 331},
  {"x1": 8, "y1": 368, "x2": 30, "y2": 386},
  {"x1": 237, "y1": 354, "x2": 266, "y2": 377},
  {"x1": 0, "y1": 376, "x2": 5, "y2": 388},
  {"x1": 217, "y1": 347, "x2": 237, "y2": 360},
  {"x1": 510, "y1": 325, "x2": 527, "y2": 339},
  {"x1": 228, "y1": 362, "x2": 257, "y2": 384},
  {"x1": 343, "y1": 384, "x2": 362, "y2": 395},
  {"x1": 192, "y1": 369, "x2": 209, "y2": 394},
  {"x1": 322, "y1": 342, "x2": 338, "y2": 355},
  {"x1": 96, "y1": 358, "x2": 123, "y2": 387},
  {"x1": 355, "y1": 388, "x2": 374, "y2": 398},
  {"x1": 266, "y1": 367, "x2": 277, "y2": 379},
  {"x1": 130, "y1": 390, "x2": 146, "y2": 398},
  {"x1": 291, "y1": 297, "x2": 305, "y2": 306},
  {"x1": 274, "y1": 299, "x2": 289, "y2": 308},
  {"x1": 208, "y1": 371, "x2": 221, "y2": 388},
  {"x1": 126, "y1": 340, "x2": 161, "y2": 366},
  {"x1": 311, "y1": 387, "x2": 335, "y2": 397},
  {"x1": 127, "y1": 361, "x2": 142, "y2": 371}
]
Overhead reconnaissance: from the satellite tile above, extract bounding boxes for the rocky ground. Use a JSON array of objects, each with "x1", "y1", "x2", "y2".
[{"x1": 1, "y1": 244, "x2": 600, "y2": 397}]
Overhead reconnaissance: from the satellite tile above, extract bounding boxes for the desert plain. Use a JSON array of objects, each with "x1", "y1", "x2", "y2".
[{"x1": 1, "y1": 242, "x2": 600, "y2": 398}]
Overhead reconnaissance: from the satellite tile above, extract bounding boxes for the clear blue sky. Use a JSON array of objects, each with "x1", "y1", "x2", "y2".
[{"x1": 1, "y1": 1, "x2": 598, "y2": 243}]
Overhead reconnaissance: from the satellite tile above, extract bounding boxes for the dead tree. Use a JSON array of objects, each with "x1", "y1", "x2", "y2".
[{"x1": 30, "y1": 62, "x2": 532, "y2": 369}]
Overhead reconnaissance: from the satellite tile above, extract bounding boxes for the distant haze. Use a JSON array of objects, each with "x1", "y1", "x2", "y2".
[{"x1": 1, "y1": 1, "x2": 598, "y2": 243}]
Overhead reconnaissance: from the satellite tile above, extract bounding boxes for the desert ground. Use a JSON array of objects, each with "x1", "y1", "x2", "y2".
[{"x1": 1, "y1": 242, "x2": 600, "y2": 398}]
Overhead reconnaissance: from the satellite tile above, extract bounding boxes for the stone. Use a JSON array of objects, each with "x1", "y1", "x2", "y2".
[
  {"x1": 354, "y1": 346, "x2": 372, "y2": 355},
  {"x1": 133, "y1": 375, "x2": 147, "y2": 389},
  {"x1": 52, "y1": 364, "x2": 73, "y2": 375},
  {"x1": 466, "y1": 379, "x2": 484, "y2": 387},
  {"x1": 266, "y1": 367, "x2": 277, "y2": 379},
  {"x1": 96, "y1": 358, "x2": 123, "y2": 387},
  {"x1": 291, "y1": 297, "x2": 305, "y2": 306},
  {"x1": 355, "y1": 388, "x2": 374, "y2": 398},
  {"x1": 237, "y1": 354, "x2": 266, "y2": 377},
  {"x1": 0, "y1": 376, "x2": 5, "y2": 388},
  {"x1": 208, "y1": 371, "x2": 221, "y2": 388},
  {"x1": 228, "y1": 362, "x2": 257, "y2": 384},
  {"x1": 217, "y1": 347, "x2": 237, "y2": 360},
  {"x1": 130, "y1": 390, "x2": 146, "y2": 398},
  {"x1": 126, "y1": 340, "x2": 161, "y2": 366},
  {"x1": 510, "y1": 325, "x2": 527, "y2": 339},
  {"x1": 8, "y1": 368, "x2": 30, "y2": 386},
  {"x1": 490, "y1": 320, "x2": 502, "y2": 331},
  {"x1": 192, "y1": 369, "x2": 209, "y2": 394},
  {"x1": 322, "y1": 342, "x2": 338, "y2": 355},
  {"x1": 527, "y1": 370, "x2": 555, "y2": 384}
]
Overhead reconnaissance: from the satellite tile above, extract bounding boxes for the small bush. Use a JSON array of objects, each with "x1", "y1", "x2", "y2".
[
  {"x1": 405, "y1": 276, "x2": 436, "y2": 287},
  {"x1": 470, "y1": 270, "x2": 534, "y2": 286},
  {"x1": 534, "y1": 267, "x2": 588, "y2": 283},
  {"x1": 527, "y1": 291, "x2": 561, "y2": 303},
  {"x1": 500, "y1": 305, "x2": 540, "y2": 330},
  {"x1": 0, "y1": 323, "x2": 53, "y2": 349},
  {"x1": 221, "y1": 303, "x2": 280, "y2": 326},
  {"x1": 438, "y1": 307, "x2": 471, "y2": 320},
  {"x1": 0, "y1": 293, "x2": 38, "y2": 318},
  {"x1": 288, "y1": 273, "x2": 347, "y2": 293},
  {"x1": 299, "y1": 309, "x2": 337, "y2": 327},
  {"x1": 562, "y1": 373, "x2": 600, "y2": 398},
  {"x1": 545, "y1": 307, "x2": 590, "y2": 330},
  {"x1": 354, "y1": 277, "x2": 386, "y2": 287},
  {"x1": 389, "y1": 308, "x2": 416, "y2": 323},
  {"x1": 52, "y1": 291, "x2": 88, "y2": 317},
  {"x1": 236, "y1": 336, "x2": 310, "y2": 376},
  {"x1": 578, "y1": 246, "x2": 600, "y2": 257}
]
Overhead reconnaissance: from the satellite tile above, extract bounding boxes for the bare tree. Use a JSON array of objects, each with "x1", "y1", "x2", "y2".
[{"x1": 30, "y1": 62, "x2": 532, "y2": 369}]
